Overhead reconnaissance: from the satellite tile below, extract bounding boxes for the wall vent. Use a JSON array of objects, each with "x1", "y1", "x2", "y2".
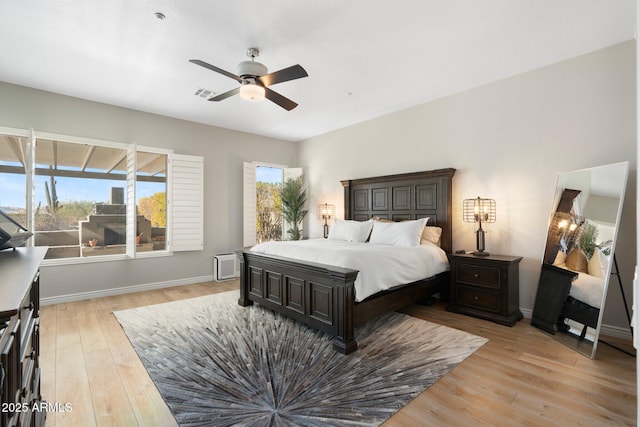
[{"x1": 195, "y1": 88, "x2": 215, "y2": 99}]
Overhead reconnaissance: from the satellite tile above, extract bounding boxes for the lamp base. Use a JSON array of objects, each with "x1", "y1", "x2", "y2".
[
  {"x1": 472, "y1": 250, "x2": 490, "y2": 257},
  {"x1": 474, "y1": 228, "x2": 488, "y2": 256}
]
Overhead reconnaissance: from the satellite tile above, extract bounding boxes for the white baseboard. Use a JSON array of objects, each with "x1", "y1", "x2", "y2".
[
  {"x1": 521, "y1": 308, "x2": 533, "y2": 319},
  {"x1": 520, "y1": 308, "x2": 632, "y2": 340},
  {"x1": 40, "y1": 275, "x2": 215, "y2": 306},
  {"x1": 599, "y1": 323, "x2": 633, "y2": 340}
]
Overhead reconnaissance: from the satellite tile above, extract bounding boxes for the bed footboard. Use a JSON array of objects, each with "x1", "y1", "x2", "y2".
[{"x1": 237, "y1": 250, "x2": 360, "y2": 354}]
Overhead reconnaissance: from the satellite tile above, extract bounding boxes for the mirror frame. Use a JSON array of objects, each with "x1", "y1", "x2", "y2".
[{"x1": 532, "y1": 161, "x2": 629, "y2": 358}]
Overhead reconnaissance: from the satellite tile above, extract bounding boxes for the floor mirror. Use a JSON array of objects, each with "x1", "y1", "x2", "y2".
[{"x1": 531, "y1": 161, "x2": 629, "y2": 358}]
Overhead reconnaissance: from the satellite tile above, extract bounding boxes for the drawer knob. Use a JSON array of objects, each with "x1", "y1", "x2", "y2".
[
  {"x1": 474, "y1": 296, "x2": 479, "y2": 301},
  {"x1": 474, "y1": 273, "x2": 479, "y2": 278}
]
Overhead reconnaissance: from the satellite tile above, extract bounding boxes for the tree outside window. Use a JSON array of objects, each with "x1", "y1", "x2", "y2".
[{"x1": 256, "y1": 166, "x2": 283, "y2": 243}]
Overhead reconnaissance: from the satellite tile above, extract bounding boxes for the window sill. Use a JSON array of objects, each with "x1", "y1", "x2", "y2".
[{"x1": 40, "y1": 249, "x2": 173, "y2": 267}]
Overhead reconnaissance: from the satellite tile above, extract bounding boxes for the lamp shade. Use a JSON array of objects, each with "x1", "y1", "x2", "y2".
[
  {"x1": 317, "y1": 203, "x2": 336, "y2": 220},
  {"x1": 239, "y1": 83, "x2": 265, "y2": 101},
  {"x1": 317, "y1": 203, "x2": 336, "y2": 239},
  {"x1": 463, "y1": 197, "x2": 496, "y2": 223}
]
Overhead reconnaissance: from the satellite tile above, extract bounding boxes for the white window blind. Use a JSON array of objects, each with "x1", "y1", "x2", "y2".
[
  {"x1": 243, "y1": 161, "x2": 257, "y2": 247},
  {"x1": 171, "y1": 154, "x2": 204, "y2": 251}
]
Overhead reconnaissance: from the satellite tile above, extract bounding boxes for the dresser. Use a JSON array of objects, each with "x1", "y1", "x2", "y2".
[
  {"x1": 0, "y1": 247, "x2": 47, "y2": 427},
  {"x1": 447, "y1": 253, "x2": 523, "y2": 326}
]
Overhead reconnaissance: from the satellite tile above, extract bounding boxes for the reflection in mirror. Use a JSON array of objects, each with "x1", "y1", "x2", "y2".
[{"x1": 532, "y1": 162, "x2": 629, "y2": 358}]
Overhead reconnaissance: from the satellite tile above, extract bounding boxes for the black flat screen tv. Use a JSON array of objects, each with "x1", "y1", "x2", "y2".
[{"x1": 0, "y1": 209, "x2": 33, "y2": 250}]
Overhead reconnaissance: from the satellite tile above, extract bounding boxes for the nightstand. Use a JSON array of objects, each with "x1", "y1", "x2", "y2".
[{"x1": 447, "y1": 253, "x2": 523, "y2": 326}]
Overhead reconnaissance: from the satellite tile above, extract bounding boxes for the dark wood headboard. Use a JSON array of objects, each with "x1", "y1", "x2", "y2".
[{"x1": 341, "y1": 168, "x2": 456, "y2": 255}]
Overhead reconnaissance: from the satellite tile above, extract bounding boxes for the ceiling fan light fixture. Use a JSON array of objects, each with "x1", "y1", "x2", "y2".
[
  {"x1": 190, "y1": 47, "x2": 307, "y2": 110},
  {"x1": 239, "y1": 83, "x2": 265, "y2": 102}
]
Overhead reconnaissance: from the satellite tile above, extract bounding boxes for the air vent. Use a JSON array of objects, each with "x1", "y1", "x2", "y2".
[{"x1": 194, "y1": 88, "x2": 215, "y2": 99}]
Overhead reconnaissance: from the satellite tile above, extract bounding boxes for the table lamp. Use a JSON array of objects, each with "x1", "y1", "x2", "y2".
[
  {"x1": 463, "y1": 197, "x2": 496, "y2": 256},
  {"x1": 317, "y1": 203, "x2": 336, "y2": 238}
]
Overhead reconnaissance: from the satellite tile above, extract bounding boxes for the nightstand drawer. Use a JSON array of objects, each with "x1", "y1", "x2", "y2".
[
  {"x1": 455, "y1": 263, "x2": 501, "y2": 289},
  {"x1": 456, "y1": 285, "x2": 500, "y2": 312}
]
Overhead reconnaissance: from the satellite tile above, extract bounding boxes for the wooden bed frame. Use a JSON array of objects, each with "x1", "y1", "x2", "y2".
[{"x1": 237, "y1": 168, "x2": 456, "y2": 354}]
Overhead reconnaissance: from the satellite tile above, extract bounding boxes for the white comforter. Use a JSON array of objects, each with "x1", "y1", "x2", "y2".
[{"x1": 250, "y1": 239, "x2": 450, "y2": 302}]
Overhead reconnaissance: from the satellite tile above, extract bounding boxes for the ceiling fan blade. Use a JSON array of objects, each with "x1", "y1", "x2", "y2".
[
  {"x1": 208, "y1": 87, "x2": 240, "y2": 102},
  {"x1": 189, "y1": 59, "x2": 243, "y2": 83},
  {"x1": 257, "y1": 64, "x2": 308, "y2": 87},
  {"x1": 264, "y1": 87, "x2": 298, "y2": 111}
]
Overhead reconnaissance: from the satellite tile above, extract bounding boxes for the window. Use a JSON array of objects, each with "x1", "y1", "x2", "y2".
[
  {"x1": 243, "y1": 162, "x2": 301, "y2": 246},
  {"x1": 135, "y1": 150, "x2": 168, "y2": 253},
  {"x1": 256, "y1": 165, "x2": 283, "y2": 243},
  {"x1": 0, "y1": 129, "x2": 29, "y2": 229},
  {"x1": 33, "y1": 137, "x2": 130, "y2": 258},
  {"x1": 0, "y1": 128, "x2": 203, "y2": 262}
]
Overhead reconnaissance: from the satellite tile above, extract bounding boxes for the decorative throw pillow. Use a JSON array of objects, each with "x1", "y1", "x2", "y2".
[
  {"x1": 420, "y1": 226, "x2": 442, "y2": 246},
  {"x1": 565, "y1": 248, "x2": 588, "y2": 273},
  {"x1": 587, "y1": 249, "x2": 608, "y2": 279},
  {"x1": 369, "y1": 217, "x2": 428, "y2": 247},
  {"x1": 328, "y1": 219, "x2": 373, "y2": 242},
  {"x1": 552, "y1": 250, "x2": 567, "y2": 267}
]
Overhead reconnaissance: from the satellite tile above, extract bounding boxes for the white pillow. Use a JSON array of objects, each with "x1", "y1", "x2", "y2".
[
  {"x1": 552, "y1": 250, "x2": 567, "y2": 267},
  {"x1": 587, "y1": 249, "x2": 609, "y2": 279},
  {"x1": 369, "y1": 218, "x2": 428, "y2": 247},
  {"x1": 420, "y1": 226, "x2": 442, "y2": 246},
  {"x1": 328, "y1": 219, "x2": 373, "y2": 242}
]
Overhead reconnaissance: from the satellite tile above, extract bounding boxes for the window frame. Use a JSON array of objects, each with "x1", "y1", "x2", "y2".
[
  {"x1": 0, "y1": 127, "x2": 179, "y2": 266},
  {"x1": 243, "y1": 161, "x2": 301, "y2": 246},
  {"x1": 131, "y1": 145, "x2": 173, "y2": 259}
]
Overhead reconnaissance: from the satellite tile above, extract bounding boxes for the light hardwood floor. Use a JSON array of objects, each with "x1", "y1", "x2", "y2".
[{"x1": 40, "y1": 280, "x2": 636, "y2": 426}]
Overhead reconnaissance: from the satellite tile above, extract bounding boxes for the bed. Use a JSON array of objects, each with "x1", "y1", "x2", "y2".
[{"x1": 237, "y1": 168, "x2": 455, "y2": 354}]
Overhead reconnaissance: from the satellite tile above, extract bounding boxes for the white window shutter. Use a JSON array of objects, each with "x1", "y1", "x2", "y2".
[
  {"x1": 126, "y1": 145, "x2": 137, "y2": 257},
  {"x1": 27, "y1": 129, "x2": 35, "y2": 233},
  {"x1": 243, "y1": 161, "x2": 257, "y2": 247},
  {"x1": 171, "y1": 154, "x2": 204, "y2": 251}
]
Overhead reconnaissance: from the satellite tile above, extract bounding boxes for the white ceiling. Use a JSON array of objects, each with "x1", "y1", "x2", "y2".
[{"x1": 0, "y1": 1, "x2": 635, "y2": 142}]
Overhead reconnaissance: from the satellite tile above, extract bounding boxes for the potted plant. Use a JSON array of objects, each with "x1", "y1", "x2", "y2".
[
  {"x1": 281, "y1": 176, "x2": 308, "y2": 240},
  {"x1": 578, "y1": 221, "x2": 598, "y2": 259}
]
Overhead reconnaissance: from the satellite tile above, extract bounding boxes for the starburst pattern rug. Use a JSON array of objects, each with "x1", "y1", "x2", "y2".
[{"x1": 115, "y1": 290, "x2": 486, "y2": 426}]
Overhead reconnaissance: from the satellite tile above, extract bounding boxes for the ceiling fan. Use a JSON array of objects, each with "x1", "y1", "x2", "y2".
[{"x1": 189, "y1": 48, "x2": 308, "y2": 111}]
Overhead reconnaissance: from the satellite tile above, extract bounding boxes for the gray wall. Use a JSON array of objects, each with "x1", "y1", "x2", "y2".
[
  {"x1": 0, "y1": 81, "x2": 296, "y2": 299},
  {"x1": 297, "y1": 41, "x2": 636, "y2": 331}
]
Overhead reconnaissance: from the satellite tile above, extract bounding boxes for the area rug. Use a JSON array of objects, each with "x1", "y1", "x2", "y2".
[{"x1": 114, "y1": 291, "x2": 487, "y2": 427}]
